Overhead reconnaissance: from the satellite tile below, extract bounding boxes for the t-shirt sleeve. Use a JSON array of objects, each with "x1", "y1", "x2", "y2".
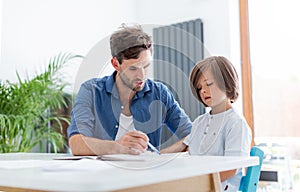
[
  {"x1": 224, "y1": 118, "x2": 252, "y2": 157},
  {"x1": 183, "y1": 116, "x2": 201, "y2": 146},
  {"x1": 183, "y1": 133, "x2": 191, "y2": 146}
]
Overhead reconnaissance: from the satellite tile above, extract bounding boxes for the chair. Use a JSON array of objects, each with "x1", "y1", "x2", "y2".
[{"x1": 238, "y1": 146, "x2": 264, "y2": 192}]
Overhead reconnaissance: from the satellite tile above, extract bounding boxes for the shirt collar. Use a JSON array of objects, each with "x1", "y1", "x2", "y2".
[{"x1": 105, "y1": 71, "x2": 117, "y2": 94}]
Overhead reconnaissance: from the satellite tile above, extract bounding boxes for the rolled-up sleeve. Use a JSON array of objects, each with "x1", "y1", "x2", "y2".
[
  {"x1": 162, "y1": 84, "x2": 192, "y2": 139},
  {"x1": 67, "y1": 80, "x2": 95, "y2": 138}
]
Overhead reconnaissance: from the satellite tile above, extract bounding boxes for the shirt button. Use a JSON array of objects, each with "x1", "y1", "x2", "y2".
[{"x1": 115, "y1": 125, "x2": 119, "y2": 128}]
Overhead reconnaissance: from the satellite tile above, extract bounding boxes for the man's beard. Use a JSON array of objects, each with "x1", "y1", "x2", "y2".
[{"x1": 119, "y1": 72, "x2": 144, "y2": 91}]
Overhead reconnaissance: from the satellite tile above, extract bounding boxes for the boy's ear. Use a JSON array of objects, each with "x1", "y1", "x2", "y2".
[{"x1": 111, "y1": 57, "x2": 120, "y2": 71}]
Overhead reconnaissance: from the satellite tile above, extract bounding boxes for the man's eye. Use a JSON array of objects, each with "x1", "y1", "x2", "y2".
[
  {"x1": 144, "y1": 64, "x2": 150, "y2": 69},
  {"x1": 129, "y1": 67, "x2": 137, "y2": 71}
]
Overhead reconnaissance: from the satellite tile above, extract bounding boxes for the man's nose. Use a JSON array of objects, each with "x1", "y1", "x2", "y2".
[{"x1": 136, "y1": 67, "x2": 146, "y2": 78}]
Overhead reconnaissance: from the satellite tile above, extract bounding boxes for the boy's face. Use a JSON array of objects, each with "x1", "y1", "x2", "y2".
[
  {"x1": 118, "y1": 50, "x2": 152, "y2": 91},
  {"x1": 197, "y1": 70, "x2": 228, "y2": 110}
]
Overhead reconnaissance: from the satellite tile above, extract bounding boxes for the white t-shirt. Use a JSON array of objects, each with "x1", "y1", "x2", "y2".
[
  {"x1": 184, "y1": 108, "x2": 252, "y2": 192},
  {"x1": 115, "y1": 113, "x2": 135, "y2": 140}
]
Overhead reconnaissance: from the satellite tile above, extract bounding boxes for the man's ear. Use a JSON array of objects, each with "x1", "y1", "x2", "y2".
[{"x1": 111, "y1": 57, "x2": 120, "y2": 71}]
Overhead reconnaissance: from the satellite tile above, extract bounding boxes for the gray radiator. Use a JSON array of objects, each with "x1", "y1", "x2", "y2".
[{"x1": 153, "y1": 19, "x2": 205, "y2": 148}]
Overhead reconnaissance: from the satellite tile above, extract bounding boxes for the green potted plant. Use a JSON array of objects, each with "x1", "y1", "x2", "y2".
[{"x1": 0, "y1": 53, "x2": 82, "y2": 153}]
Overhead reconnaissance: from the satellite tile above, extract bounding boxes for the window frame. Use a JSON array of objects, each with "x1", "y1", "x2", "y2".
[{"x1": 239, "y1": 0, "x2": 255, "y2": 146}]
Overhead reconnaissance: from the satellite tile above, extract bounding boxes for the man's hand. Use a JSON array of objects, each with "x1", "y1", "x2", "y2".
[
  {"x1": 69, "y1": 134, "x2": 143, "y2": 156},
  {"x1": 116, "y1": 131, "x2": 149, "y2": 152},
  {"x1": 114, "y1": 142, "x2": 141, "y2": 155}
]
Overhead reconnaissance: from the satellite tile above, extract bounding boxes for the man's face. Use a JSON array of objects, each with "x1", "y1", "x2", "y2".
[{"x1": 118, "y1": 50, "x2": 152, "y2": 91}]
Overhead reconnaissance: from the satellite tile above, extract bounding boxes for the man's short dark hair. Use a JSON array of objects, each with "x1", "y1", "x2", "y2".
[{"x1": 110, "y1": 24, "x2": 152, "y2": 64}]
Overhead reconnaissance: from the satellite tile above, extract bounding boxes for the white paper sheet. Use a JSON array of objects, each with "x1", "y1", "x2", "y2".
[{"x1": 0, "y1": 152, "x2": 189, "y2": 172}]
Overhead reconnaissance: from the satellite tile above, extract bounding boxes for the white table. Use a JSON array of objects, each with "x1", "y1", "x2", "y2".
[{"x1": 0, "y1": 153, "x2": 258, "y2": 192}]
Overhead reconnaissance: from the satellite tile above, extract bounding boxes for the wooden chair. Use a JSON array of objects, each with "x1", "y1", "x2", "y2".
[{"x1": 238, "y1": 146, "x2": 264, "y2": 192}]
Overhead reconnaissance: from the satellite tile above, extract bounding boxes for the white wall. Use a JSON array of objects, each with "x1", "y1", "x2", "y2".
[
  {"x1": 0, "y1": 0, "x2": 2, "y2": 60},
  {"x1": 0, "y1": 0, "x2": 137, "y2": 84},
  {"x1": 0, "y1": 0, "x2": 241, "y2": 100},
  {"x1": 136, "y1": 0, "x2": 240, "y2": 59}
]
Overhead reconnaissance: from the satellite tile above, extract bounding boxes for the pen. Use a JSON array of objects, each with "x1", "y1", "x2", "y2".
[{"x1": 147, "y1": 142, "x2": 160, "y2": 155}]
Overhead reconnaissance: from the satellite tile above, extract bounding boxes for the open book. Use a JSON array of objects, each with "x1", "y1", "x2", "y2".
[{"x1": 53, "y1": 151, "x2": 161, "y2": 161}]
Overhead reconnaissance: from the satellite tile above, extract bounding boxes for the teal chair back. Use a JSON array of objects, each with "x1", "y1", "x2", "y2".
[{"x1": 238, "y1": 146, "x2": 264, "y2": 192}]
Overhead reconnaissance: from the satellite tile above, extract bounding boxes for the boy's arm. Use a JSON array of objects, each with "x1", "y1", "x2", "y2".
[
  {"x1": 220, "y1": 169, "x2": 237, "y2": 182},
  {"x1": 160, "y1": 138, "x2": 188, "y2": 153}
]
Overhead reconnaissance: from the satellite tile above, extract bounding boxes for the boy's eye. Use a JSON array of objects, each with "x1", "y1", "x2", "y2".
[{"x1": 207, "y1": 82, "x2": 213, "y2": 86}]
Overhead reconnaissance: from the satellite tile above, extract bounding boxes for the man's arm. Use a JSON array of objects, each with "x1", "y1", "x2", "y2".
[
  {"x1": 160, "y1": 138, "x2": 188, "y2": 154},
  {"x1": 69, "y1": 131, "x2": 149, "y2": 156},
  {"x1": 69, "y1": 134, "x2": 137, "y2": 156},
  {"x1": 160, "y1": 83, "x2": 192, "y2": 140}
]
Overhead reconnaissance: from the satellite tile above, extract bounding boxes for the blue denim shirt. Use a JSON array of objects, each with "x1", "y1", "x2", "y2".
[{"x1": 67, "y1": 72, "x2": 192, "y2": 148}]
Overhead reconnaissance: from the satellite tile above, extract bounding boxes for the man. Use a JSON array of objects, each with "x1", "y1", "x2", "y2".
[{"x1": 67, "y1": 24, "x2": 192, "y2": 155}]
